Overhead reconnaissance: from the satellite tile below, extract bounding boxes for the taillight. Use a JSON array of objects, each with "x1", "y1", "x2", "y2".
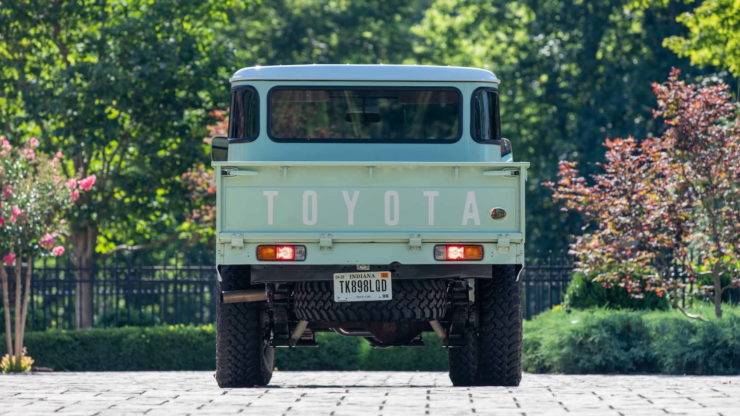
[
  {"x1": 434, "y1": 244, "x2": 484, "y2": 261},
  {"x1": 256, "y1": 245, "x2": 306, "y2": 261}
]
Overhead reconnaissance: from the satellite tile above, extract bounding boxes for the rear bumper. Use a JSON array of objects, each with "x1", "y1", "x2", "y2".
[{"x1": 250, "y1": 264, "x2": 495, "y2": 283}]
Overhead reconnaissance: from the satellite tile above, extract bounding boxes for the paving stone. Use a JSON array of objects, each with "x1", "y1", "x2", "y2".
[{"x1": 0, "y1": 372, "x2": 738, "y2": 415}]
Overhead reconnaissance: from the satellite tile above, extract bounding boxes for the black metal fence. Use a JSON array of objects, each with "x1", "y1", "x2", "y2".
[
  {"x1": 520, "y1": 257, "x2": 574, "y2": 319},
  {"x1": 4, "y1": 258, "x2": 573, "y2": 331}
]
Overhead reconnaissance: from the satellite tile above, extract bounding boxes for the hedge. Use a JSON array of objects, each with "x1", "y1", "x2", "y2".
[
  {"x1": 1, "y1": 326, "x2": 447, "y2": 372},
  {"x1": 2, "y1": 305, "x2": 737, "y2": 374},
  {"x1": 523, "y1": 305, "x2": 740, "y2": 375}
]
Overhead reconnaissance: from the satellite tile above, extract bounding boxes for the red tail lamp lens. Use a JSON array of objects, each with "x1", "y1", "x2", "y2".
[
  {"x1": 434, "y1": 244, "x2": 484, "y2": 261},
  {"x1": 257, "y1": 245, "x2": 306, "y2": 261}
]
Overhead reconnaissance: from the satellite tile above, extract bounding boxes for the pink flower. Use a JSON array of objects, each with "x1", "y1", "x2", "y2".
[
  {"x1": 3, "y1": 253, "x2": 15, "y2": 266},
  {"x1": 0, "y1": 216, "x2": 4, "y2": 227},
  {"x1": 10, "y1": 205, "x2": 22, "y2": 222},
  {"x1": 70, "y1": 189, "x2": 80, "y2": 202},
  {"x1": 0, "y1": 136, "x2": 10, "y2": 152},
  {"x1": 1, "y1": 185, "x2": 11, "y2": 199},
  {"x1": 51, "y1": 246, "x2": 65, "y2": 256},
  {"x1": 40, "y1": 233, "x2": 57, "y2": 249},
  {"x1": 21, "y1": 148, "x2": 35, "y2": 160},
  {"x1": 65, "y1": 179, "x2": 77, "y2": 189},
  {"x1": 78, "y1": 175, "x2": 96, "y2": 191},
  {"x1": 28, "y1": 137, "x2": 39, "y2": 148},
  {"x1": 55, "y1": 151, "x2": 63, "y2": 159}
]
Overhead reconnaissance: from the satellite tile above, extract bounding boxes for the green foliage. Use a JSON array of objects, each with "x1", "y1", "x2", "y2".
[
  {"x1": 0, "y1": 1, "x2": 243, "y2": 258},
  {"x1": 1, "y1": 326, "x2": 216, "y2": 371},
  {"x1": 95, "y1": 308, "x2": 161, "y2": 328},
  {"x1": 662, "y1": 0, "x2": 740, "y2": 77},
  {"x1": 523, "y1": 306, "x2": 740, "y2": 374},
  {"x1": 564, "y1": 272, "x2": 670, "y2": 310},
  {"x1": 225, "y1": 0, "x2": 431, "y2": 65},
  {"x1": 276, "y1": 333, "x2": 364, "y2": 371},
  {"x1": 361, "y1": 334, "x2": 447, "y2": 371},
  {"x1": 413, "y1": 0, "x2": 704, "y2": 255},
  {"x1": 1, "y1": 353, "x2": 34, "y2": 373},
  {"x1": 6, "y1": 327, "x2": 444, "y2": 372},
  {"x1": 5, "y1": 312, "x2": 738, "y2": 374}
]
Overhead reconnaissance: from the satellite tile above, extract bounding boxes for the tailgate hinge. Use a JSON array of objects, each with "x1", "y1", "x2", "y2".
[
  {"x1": 495, "y1": 237, "x2": 511, "y2": 252},
  {"x1": 225, "y1": 234, "x2": 245, "y2": 249},
  {"x1": 408, "y1": 234, "x2": 422, "y2": 250},
  {"x1": 319, "y1": 234, "x2": 333, "y2": 250}
]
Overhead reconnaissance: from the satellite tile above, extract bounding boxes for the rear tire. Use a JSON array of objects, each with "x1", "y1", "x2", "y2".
[
  {"x1": 448, "y1": 265, "x2": 522, "y2": 386},
  {"x1": 215, "y1": 266, "x2": 274, "y2": 387}
]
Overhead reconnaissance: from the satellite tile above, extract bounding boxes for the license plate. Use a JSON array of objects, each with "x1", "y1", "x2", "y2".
[{"x1": 333, "y1": 271, "x2": 392, "y2": 302}]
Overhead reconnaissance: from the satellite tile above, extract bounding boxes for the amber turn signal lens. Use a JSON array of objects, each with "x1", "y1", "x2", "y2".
[
  {"x1": 434, "y1": 244, "x2": 484, "y2": 261},
  {"x1": 256, "y1": 245, "x2": 306, "y2": 261}
]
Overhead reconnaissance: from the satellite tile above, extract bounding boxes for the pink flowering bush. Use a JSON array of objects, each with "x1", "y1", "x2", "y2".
[{"x1": 0, "y1": 135, "x2": 94, "y2": 372}]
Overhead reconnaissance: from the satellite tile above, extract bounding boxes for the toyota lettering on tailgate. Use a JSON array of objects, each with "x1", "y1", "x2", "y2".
[{"x1": 261, "y1": 190, "x2": 482, "y2": 226}]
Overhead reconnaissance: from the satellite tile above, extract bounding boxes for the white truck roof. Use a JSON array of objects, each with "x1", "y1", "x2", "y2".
[{"x1": 230, "y1": 64, "x2": 499, "y2": 84}]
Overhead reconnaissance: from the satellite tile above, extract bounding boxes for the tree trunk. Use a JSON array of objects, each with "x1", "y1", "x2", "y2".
[
  {"x1": 0, "y1": 265, "x2": 13, "y2": 356},
  {"x1": 71, "y1": 226, "x2": 98, "y2": 329},
  {"x1": 13, "y1": 256, "x2": 22, "y2": 364},
  {"x1": 713, "y1": 272, "x2": 723, "y2": 319}
]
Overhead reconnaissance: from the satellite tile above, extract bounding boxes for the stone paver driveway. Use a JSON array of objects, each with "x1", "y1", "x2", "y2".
[{"x1": 0, "y1": 372, "x2": 738, "y2": 415}]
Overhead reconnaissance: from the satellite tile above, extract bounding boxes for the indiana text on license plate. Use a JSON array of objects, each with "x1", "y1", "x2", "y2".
[{"x1": 333, "y1": 271, "x2": 392, "y2": 302}]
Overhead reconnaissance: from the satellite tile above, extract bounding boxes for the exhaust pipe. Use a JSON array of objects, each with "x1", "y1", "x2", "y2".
[
  {"x1": 221, "y1": 289, "x2": 285, "y2": 303},
  {"x1": 289, "y1": 320, "x2": 309, "y2": 347},
  {"x1": 429, "y1": 320, "x2": 447, "y2": 343}
]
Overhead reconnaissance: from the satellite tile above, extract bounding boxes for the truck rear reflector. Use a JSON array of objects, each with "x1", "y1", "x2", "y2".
[
  {"x1": 257, "y1": 245, "x2": 306, "y2": 261},
  {"x1": 434, "y1": 245, "x2": 484, "y2": 261}
]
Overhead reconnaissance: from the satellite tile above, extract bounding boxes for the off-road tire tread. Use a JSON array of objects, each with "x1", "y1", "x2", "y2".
[
  {"x1": 293, "y1": 279, "x2": 447, "y2": 322},
  {"x1": 448, "y1": 329, "x2": 478, "y2": 386},
  {"x1": 448, "y1": 265, "x2": 522, "y2": 387},
  {"x1": 216, "y1": 266, "x2": 274, "y2": 387},
  {"x1": 476, "y1": 265, "x2": 522, "y2": 386}
]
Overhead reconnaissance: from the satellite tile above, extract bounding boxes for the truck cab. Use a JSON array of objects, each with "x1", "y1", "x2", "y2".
[{"x1": 212, "y1": 65, "x2": 528, "y2": 387}]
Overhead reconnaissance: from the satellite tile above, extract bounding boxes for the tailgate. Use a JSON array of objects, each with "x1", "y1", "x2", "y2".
[{"x1": 215, "y1": 161, "x2": 528, "y2": 264}]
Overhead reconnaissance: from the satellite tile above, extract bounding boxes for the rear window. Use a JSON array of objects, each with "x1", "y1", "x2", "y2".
[
  {"x1": 471, "y1": 88, "x2": 501, "y2": 141},
  {"x1": 228, "y1": 86, "x2": 259, "y2": 140},
  {"x1": 268, "y1": 87, "x2": 461, "y2": 142}
]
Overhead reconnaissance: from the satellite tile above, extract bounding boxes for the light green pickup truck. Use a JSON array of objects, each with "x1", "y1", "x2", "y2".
[{"x1": 212, "y1": 65, "x2": 528, "y2": 387}]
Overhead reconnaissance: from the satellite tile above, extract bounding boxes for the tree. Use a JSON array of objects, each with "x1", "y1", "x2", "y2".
[
  {"x1": 647, "y1": 0, "x2": 740, "y2": 77},
  {"x1": 0, "y1": 135, "x2": 93, "y2": 371},
  {"x1": 412, "y1": 0, "x2": 705, "y2": 255},
  {"x1": 223, "y1": 0, "x2": 431, "y2": 65},
  {"x1": 651, "y1": 69, "x2": 740, "y2": 317},
  {"x1": 547, "y1": 70, "x2": 739, "y2": 318},
  {"x1": 0, "y1": 1, "x2": 242, "y2": 327}
]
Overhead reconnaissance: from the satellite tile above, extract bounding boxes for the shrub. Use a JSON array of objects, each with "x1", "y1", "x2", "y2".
[
  {"x1": 1, "y1": 353, "x2": 34, "y2": 373},
  {"x1": 523, "y1": 305, "x2": 740, "y2": 375},
  {"x1": 1, "y1": 326, "x2": 215, "y2": 371},
  {"x1": 361, "y1": 334, "x2": 447, "y2": 371},
  {"x1": 95, "y1": 308, "x2": 160, "y2": 327},
  {"x1": 564, "y1": 272, "x2": 670, "y2": 311},
  {"x1": 4, "y1": 310, "x2": 738, "y2": 375},
  {"x1": 276, "y1": 333, "x2": 363, "y2": 371},
  {"x1": 647, "y1": 314, "x2": 740, "y2": 375}
]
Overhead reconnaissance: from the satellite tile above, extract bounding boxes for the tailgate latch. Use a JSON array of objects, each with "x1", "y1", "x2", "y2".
[
  {"x1": 495, "y1": 237, "x2": 511, "y2": 252},
  {"x1": 230, "y1": 234, "x2": 245, "y2": 249},
  {"x1": 319, "y1": 234, "x2": 333, "y2": 250}
]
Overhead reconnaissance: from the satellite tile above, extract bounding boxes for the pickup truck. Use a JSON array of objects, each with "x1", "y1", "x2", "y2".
[{"x1": 211, "y1": 65, "x2": 528, "y2": 387}]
